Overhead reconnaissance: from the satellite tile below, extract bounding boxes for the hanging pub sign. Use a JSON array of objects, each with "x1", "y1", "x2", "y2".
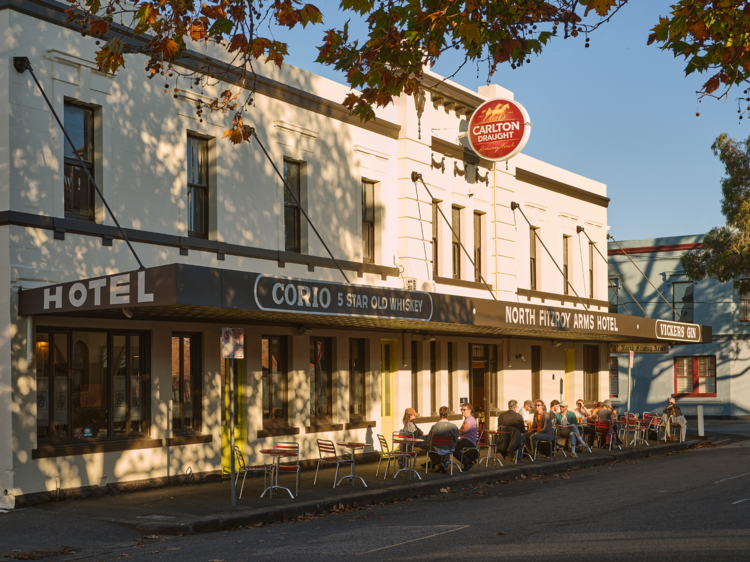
[{"x1": 467, "y1": 98, "x2": 531, "y2": 162}]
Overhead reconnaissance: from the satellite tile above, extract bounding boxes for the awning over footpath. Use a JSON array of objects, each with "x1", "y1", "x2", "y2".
[{"x1": 18, "y1": 264, "x2": 711, "y2": 345}]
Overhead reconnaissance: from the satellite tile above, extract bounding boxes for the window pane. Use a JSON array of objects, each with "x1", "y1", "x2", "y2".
[
  {"x1": 64, "y1": 162, "x2": 94, "y2": 221},
  {"x1": 113, "y1": 335, "x2": 127, "y2": 435},
  {"x1": 182, "y1": 336, "x2": 193, "y2": 429},
  {"x1": 310, "y1": 338, "x2": 332, "y2": 419},
  {"x1": 474, "y1": 213, "x2": 481, "y2": 283},
  {"x1": 452, "y1": 207, "x2": 460, "y2": 243},
  {"x1": 362, "y1": 222, "x2": 373, "y2": 262},
  {"x1": 187, "y1": 136, "x2": 207, "y2": 186},
  {"x1": 171, "y1": 336, "x2": 181, "y2": 430},
  {"x1": 362, "y1": 181, "x2": 374, "y2": 222},
  {"x1": 262, "y1": 337, "x2": 286, "y2": 421},
  {"x1": 350, "y1": 339, "x2": 365, "y2": 417},
  {"x1": 432, "y1": 201, "x2": 439, "y2": 275},
  {"x1": 673, "y1": 282, "x2": 694, "y2": 323},
  {"x1": 130, "y1": 335, "x2": 143, "y2": 433},
  {"x1": 609, "y1": 357, "x2": 619, "y2": 397},
  {"x1": 71, "y1": 332, "x2": 108, "y2": 439},
  {"x1": 411, "y1": 340, "x2": 418, "y2": 413},
  {"x1": 64, "y1": 104, "x2": 93, "y2": 162},
  {"x1": 284, "y1": 161, "x2": 300, "y2": 202},
  {"x1": 430, "y1": 341, "x2": 437, "y2": 415},
  {"x1": 381, "y1": 344, "x2": 391, "y2": 417},
  {"x1": 188, "y1": 185, "x2": 207, "y2": 235},
  {"x1": 675, "y1": 357, "x2": 693, "y2": 394},
  {"x1": 697, "y1": 356, "x2": 716, "y2": 394},
  {"x1": 36, "y1": 333, "x2": 50, "y2": 440},
  {"x1": 54, "y1": 334, "x2": 69, "y2": 438},
  {"x1": 284, "y1": 205, "x2": 300, "y2": 251}
]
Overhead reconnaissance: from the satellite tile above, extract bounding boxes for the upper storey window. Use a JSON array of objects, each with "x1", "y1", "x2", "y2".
[{"x1": 64, "y1": 103, "x2": 95, "y2": 222}]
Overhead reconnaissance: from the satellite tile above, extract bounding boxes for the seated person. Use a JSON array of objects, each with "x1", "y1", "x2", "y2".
[
  {"x1": 597, "y1": 399, "x2": 622, "y2": 445},
  {"x1": 550, "y1": 400, "x2": 561, "y2": 416},
  {"x1": 552, "y1": 401, "x2": 586, "y2": 457},
  {"x1": 526, "y1": 400, "x2": 555, "y2": 457},
  {"x1": 497, "y1": 399, "x2": 526, "y2": 461},
  {"x1": 662, "y1": 397, "x2": 686, "y2": 441},
  {"x1": 519, "y1": 400, "x2": 534, "y2": 428},
  {"x1": 454, "y1": 403, "x2": 479, "y2": 471},
  {"x1": 426, "y1": 406, "x2": 459, "y2": 473},
  {"x1": 574, "y1": 399, "x2": 591, "y2": 421},
  {"x1": 399, "y1": 407, "x2": 424, "y2": 468}
]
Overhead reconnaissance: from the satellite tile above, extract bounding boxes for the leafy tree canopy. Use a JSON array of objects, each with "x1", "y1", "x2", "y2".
[
  {"x1": 681, "y1": 133, "x2": 750, "y2": 294},
  {"x1": 65, "y1": 0, "x2": 750, "y2": 142}
]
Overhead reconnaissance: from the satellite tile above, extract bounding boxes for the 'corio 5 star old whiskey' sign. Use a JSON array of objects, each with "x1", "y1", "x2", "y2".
[{"x1": 468, "y1": 98, "x2": 531, "y2": 161}]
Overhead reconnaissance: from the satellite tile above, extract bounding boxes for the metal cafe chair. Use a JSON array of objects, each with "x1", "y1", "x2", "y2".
[
  {"x1": 496, "y1": 425, "x2": 533, "y2": 463},
  {"x1": 595, "y1": 421, "x2": 621, "y2": 451},
  {"x1": 314, "y1": 439, "x2": 353, "y2": 488},
  {"x1": 533, "y1": 427, "x2": 566, "y2": 461},
  {"x1": 233, "y1": 445, "x2": 272, "y2": 499},
  {"x1": 375, "y1": 433, "x2": 415, "y2": 479},
  {"x1": 477, "y1": 428, "x2": 503, "y2": 467},
  {"x1": 455, "y1": 432, "x2": 481, "y2": 468},
  {"x1": 424, "y1": 434, "x2": 462, "y2": 475},
  {"x1": 274, "y1": 441, "x2": 301, "y2": 496}
]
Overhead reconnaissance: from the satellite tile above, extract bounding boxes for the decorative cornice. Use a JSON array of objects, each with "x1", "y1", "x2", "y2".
[{"x1": 516, "y1": 168, "x2": 610, "y2": 208}]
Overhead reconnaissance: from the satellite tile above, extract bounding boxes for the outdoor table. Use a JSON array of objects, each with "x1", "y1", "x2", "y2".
[
  {"x1": 480, "y1": 430, "x2": 508, "y2": 466},
  {"x1": 259, "y1": 449, "x2": 295, "y2": 499},
  {"x1": 392, "y1": 436, "x2": 423, "y2": 480},
  {"x1": 335, "y1": 443, "x2": 368, "y2": 488}
]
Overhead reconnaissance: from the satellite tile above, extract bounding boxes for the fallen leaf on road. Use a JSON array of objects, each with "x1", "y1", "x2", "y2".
[
  {"x1": 520, "y1": 474, "x2": 527, "y2": 479},
  {"x1": 166, "y1": 548, "x2": 182, "y2": 551},
  {"x1": 143, "y1": 536, "x2": 160, "y2": 540},
  {"x1": 378, "y1": 516, "x2": 385, "y2": 520},
  {"x1": 497, "y1": 531, "x2": 505, "y2": 535},
  {"x1": 439, "y1": 487, "x2": 450, "y2": 493}
]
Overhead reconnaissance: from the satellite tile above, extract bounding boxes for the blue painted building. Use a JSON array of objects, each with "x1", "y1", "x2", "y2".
[{"x1": 608, "y1": 234, "x2": 750, "y2": 419}]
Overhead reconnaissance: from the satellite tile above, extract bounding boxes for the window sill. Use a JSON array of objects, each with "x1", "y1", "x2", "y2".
[
  {"x1": 32, "y1": 437, "x2": 163, "y2": 460},
  {"x1": 435, "y1": 275, "x2": 490, "y2": 291},
  {"x1": 417, "y1": 414, "x2": 463, "y2": 423},
  {"x1": 165, "y1": 434, "x2": 213, "y2": 447},
  {"x1": 257, "y1": 427, "x2": 300, "y2": 439},
  {"x1": 673, "y1": 396, "x2": 721, "y2": 403},
  {"x1": 304, "y1": 424, "x2": 344, "y2": 434},
  {"x1": 345, "y1": 421, "x2": 376, "y2": 430}
]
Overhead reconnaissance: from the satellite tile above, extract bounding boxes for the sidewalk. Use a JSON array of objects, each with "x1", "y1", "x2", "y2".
[{"x1": 14, "y1": 437, "x2": 704, "y2": 538}]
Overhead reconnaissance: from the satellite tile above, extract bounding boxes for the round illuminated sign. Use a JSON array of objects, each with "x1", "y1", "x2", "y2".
[{"x1": 467, "y1": 98, "x2": 531, "y2": 162}]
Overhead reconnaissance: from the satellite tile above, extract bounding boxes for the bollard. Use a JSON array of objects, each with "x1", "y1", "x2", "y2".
[{"x1": 697, "y1": 405, "x2": 704, "y2": 437}]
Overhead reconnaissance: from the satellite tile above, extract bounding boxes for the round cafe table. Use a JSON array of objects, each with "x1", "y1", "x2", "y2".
[
  {"x1": 335, "y1": 443, "x2": 368, "y2": 488},
  {"x1": 391, "y1": 436, "x2": 424, "y2": 480},
  {"x1": 259, "y1": 449, "x2": 295, "y2": 499}
]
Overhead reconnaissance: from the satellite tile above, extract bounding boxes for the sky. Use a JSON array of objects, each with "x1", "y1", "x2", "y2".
[{"x1": 273, "y1": 0, "x2": 741, "y2": 242}]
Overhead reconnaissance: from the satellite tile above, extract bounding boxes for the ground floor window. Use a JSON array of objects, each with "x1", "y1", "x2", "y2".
[
  {"x1": 310, "y1": 337, "x2": 333, "y2": 423},
  {"x1": 171, "y1": 333, "x2": 202, "y2": 432},
  {"x1": 609, "y1": 357, "x2": 619, "y2": 398},
  {"x1": 36, "y1": 329, "x2": 150, "y2": 442},
  {"x1": 262, "y1": 336, "x2": 289, "y2": 427},
  {"x1": 674, "y1": 356, "x2": 716, "y2": 397},
  {"x1": 350, "y1": 339, "x2": 367, "y2": 420}
]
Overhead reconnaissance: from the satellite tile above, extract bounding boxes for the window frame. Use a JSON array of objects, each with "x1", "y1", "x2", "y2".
[
  {"x1": 284, "y1": 159, "x2": 302, "y2": 253},
  {"x1": 262, "y1": 335, "x2": 289, "y2": 428},
  {"x1": 362, "y1": 180, "x2": 375, "y2": 264},
  {"x1": 349, "y1": 338, "x2": 367, "y2": 421},
  {"x1": 452, "y1": 206, "x2": 461, "y2": 280},
  {"x1": 530, "y1": 227, "x2": 539, "y2": 291},
  {"x1": 171, "y1": 333, "x2": 203, "y2": 433},
  {"x1": 474, "y1": 212, "x2": 482, "y2": 283},
  {"x1": 187, "y1": 135, "x2": 209, "y2": 239},
  {"x1": 673, "y1": 355, "x2": 717, "y2": 398},
  {"x1": 672, "y1": 281, "x2": 694, "y2": 323},
  {"x1": 63, "y1": 102, "x2": 96, "y2": 222},
  {"x1": 35, "y1": 327, "x2": 151, "y2": 444},
  {"x1": 609, "y1": 356, "x2": 619, "y2": 398},
  {"x1": 309, "y1": 337, "x2": 333, "y2": 424}
]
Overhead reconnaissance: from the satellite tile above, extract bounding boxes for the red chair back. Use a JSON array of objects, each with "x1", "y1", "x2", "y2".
[
  {"x1": 317, "y1": 439, "x2": 337, "y2": 458},
  {"x1": 275, "y1": 441, "x2": 299, "y2": 471},
  {"x1": 377, "y1": 434, "x2": 390, "y2": 454},
  {"x1": 477, "y1": 428, "x2": 490, "y2": 447},
  {"x1": 595, "y1": 421, "x2": 612, "y2": 434},
  {"x1": 392, "y1": 432, "x2": 413, "y2": 443}
]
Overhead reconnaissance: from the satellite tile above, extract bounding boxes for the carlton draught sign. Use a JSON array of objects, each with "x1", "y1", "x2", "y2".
[{"x1": 467, "y1": 98, "x2": 531, "y2": 161}]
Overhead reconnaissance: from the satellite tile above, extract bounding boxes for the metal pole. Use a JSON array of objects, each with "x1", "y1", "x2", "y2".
[
  {"x1": 230, "y1": 358, "x2": 236, "y2": 507},
  {"x1": 13, "y1": 57, "x2": 146, "y2": 271},
  {"x1": 698, "y1": 405, "x2": 704, "y2": 437},
  {"x1": 626, "y1": 356, "x2": 632, "y2": 448}
]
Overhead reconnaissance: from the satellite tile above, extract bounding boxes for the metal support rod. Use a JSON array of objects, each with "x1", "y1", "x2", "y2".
[
  {"x1": 411, "y1": 172, "x2": 496, "y2": 300},
  {"x1": 511, "y1": 202, "x2": 589, "y2": 310},
  {"x1": 249, "y1": 127, "x2": 350, "y2": 284},
  {"x1": 611, "y1": 279, "x2": 631, "y2": 315},
  {"x1": 578, "y1": 227, "x2": 650, "y2": 318},
  {"x1": 230, "y1": 358, "x2": 236, "y2": 507},
  {"x1": 608, "y1": 233, "x2": 684, "y2": 321},
  {"x1": 13, "y1": 57, "x2": 146, "y2": 270}
]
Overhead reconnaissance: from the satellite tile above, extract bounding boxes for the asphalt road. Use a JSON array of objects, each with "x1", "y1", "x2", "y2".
[{"x1": 2, "y1": 440, "x2": 750, "y2": 561}]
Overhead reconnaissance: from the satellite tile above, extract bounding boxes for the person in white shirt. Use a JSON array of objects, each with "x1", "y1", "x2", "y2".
[{"x1": 520, "y1": 400, "x2": 534, "y2": 427}]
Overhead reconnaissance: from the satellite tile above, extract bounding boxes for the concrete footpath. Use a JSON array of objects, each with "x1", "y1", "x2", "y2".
[{"x1": 7, "y1": 437, "x2": 710, "y2": 540}]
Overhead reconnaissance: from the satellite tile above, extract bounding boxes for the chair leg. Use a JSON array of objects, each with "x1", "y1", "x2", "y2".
[
  {"x1": 296, "y1": 468, "x2": 300, "y2": 497},
  {"x1": 384, "y1": 456, "x2": 391, "y2": 479},
  {"x1": 239, "y1": 471, "x2": 247, "y2": 499},
  {"x1": 314, "y1": 460, "x2": 321, "y2": 485},
  {"x1": 333, "y1": 463, "x2": 339, "y2": 488},
  {"x1": 376, "y1": 455, "x2": 383, "y2": 477}
]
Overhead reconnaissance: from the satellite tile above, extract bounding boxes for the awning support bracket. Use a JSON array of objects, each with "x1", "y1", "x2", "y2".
[{"x1": 13, "y1": 56, "x2": 146, "y2": 271}]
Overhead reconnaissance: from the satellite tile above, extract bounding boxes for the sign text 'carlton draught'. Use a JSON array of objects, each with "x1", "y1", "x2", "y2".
[{"x1": 468, "y1": 98, "x2": 531, "y2": 162}]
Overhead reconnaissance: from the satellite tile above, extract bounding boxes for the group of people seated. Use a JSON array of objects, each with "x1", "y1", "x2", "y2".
[
  {"x1": 401, "y1": 395, "x2": 684, "y2": 473},
  {"x1": 400, "y1": 403, "x2": 481, "y2": 473}
]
